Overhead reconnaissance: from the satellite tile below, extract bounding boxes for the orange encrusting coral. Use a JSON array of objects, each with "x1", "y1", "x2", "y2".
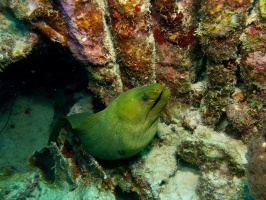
[{"x1": 108, "y1": 0, "x2": 155, "y2": 88}]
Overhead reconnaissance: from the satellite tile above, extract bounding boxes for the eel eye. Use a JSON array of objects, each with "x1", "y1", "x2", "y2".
[{"x1": 142, "y1": 94, "x2": 149, "y2": 102}]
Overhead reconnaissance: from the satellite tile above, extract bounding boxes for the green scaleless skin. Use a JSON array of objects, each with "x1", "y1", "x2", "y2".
[{"x1": 49, "y1": 83, "x2": 170, "y2": 160}]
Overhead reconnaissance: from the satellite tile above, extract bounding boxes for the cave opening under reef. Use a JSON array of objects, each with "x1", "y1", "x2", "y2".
[
  {"x1": 0, "y1": 43, "x2": 86, "y2": 103},
  {"x1": 0, "y1": 40, "x2": 102, "y2": 173}
]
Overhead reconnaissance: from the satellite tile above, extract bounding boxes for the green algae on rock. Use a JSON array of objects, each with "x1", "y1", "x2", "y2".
[
  {"x1": 49, "y1": 83, "x2": 170, "y2": 160},
  {"x1": 259, "y1": 0, "x2": 266, "y2": 18}
]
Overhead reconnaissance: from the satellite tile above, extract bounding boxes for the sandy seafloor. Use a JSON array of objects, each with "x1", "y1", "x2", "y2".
[{"x1": 0, "y1": 94, "x2": 54, "y2": 172}]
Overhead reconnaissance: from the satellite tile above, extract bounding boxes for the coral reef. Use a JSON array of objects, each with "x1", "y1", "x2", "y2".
[
  {"x1": 108, "y1": 0, "x2": 155, "y2": 88},
  {"x1": 152, "y1": 0, "x2": 202, "y2": 104},
  {"x1": 197, "y1": 0, "x2": 266, "y2": 141},
  {"x1": 1, "y1": 0, "x2": 266, "y2": 199},
  {"x1": 200, "y1": 61, "x2": 236, "y2": 125},
  {"x1": 246, "y1": 132, "x2": 266, "y2": 200},
  {"x1": 237, "y1": 0, "x2": 266, "y2": 141},
  {"x1": 197, "y1": 0, "x2": 248, "y2": 128},
  {"x1": 197, "y1": 0, "x2": 248, "y2": 61},
  {"x1": 1, "y1": 0, "x2": 265, "y2": 141}
]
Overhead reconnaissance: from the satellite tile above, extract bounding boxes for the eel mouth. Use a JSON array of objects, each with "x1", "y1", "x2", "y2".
[{"x1": 150, "y1": 88, "x2": 164, "y2": 110}]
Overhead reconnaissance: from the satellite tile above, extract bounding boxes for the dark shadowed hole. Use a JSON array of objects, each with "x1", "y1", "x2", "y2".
[
  {"x1": 114, "y1": 186, "x2": 139, "y2": 200},
  {"x1": 96, "y1": 153, "x2": 141, "y2": 169},
  {"x1": 176, "y1": 154, "x2": 199, "y2": 171},
  {"x1": 0, "y1": 39, "x2": 88, "y2": 108},
  {"x1": 263, "y1": 128, "x2": 266, "y2": 141},
  {"x1": 28, "y1": 148, "x2": 55, "y2": 183},
  {"x1": 235, "y1": 65, "x2": 242, "y2": 86},
  {"x1": 214, "y1": 112, "x2": 227, "y2": 132}
]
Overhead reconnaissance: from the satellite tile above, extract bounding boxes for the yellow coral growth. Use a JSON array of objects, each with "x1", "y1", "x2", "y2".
[
  {"x1": 260, "y1": 0, "x2": 266, "y2": 18},
  {"x1": 74, "y1": 5, "x2": 103, "y2": 33}
]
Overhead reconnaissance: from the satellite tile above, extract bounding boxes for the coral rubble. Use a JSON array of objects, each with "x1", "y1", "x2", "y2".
[
  {"x1": 130, "y1": 123, "x2": 200, "y2": 199},
  {"x1": 177, "y1": 125, "x2": 247, "y2": 199},
  {"x1": 0, "y1": 139, "x2": 116, "y2": 199}
]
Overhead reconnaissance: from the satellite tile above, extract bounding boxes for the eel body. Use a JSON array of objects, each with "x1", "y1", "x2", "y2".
[{"x1": 49, "y1": 83, "x2": 170, "y2": 160}]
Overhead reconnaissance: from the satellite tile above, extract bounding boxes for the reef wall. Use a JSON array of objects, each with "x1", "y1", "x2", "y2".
[{"x1": 1, "y1": 0, "x2": 265, "y2": 140}]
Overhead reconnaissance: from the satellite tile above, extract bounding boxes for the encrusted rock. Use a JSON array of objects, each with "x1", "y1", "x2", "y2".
[
  {"x1": 0, "y1": 9, "x2": 38, "y2": 71},
  {"x1": 246, "y1": 133, "x2": 266, "y2": 200},
  {"x1": 130, "y1": 123, "x2": 200, "y2": 199},
  {"x1": 177, "y1": 126, "x2": 247, "y2": 199}
]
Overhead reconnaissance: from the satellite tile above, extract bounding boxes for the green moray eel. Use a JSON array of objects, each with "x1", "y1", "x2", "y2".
[{"x1": 48, "y1": 83, "x2": 170, "y2": 160}]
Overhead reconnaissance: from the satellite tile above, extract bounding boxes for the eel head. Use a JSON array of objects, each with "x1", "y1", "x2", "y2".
[{"x1": 112, "y1": 83, "x2": 171, "y2": 124}]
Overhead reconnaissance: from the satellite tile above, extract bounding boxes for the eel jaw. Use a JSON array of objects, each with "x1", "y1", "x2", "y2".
[{"x1": 150, "y1": 88, "x2": 164, "y2": 110}]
